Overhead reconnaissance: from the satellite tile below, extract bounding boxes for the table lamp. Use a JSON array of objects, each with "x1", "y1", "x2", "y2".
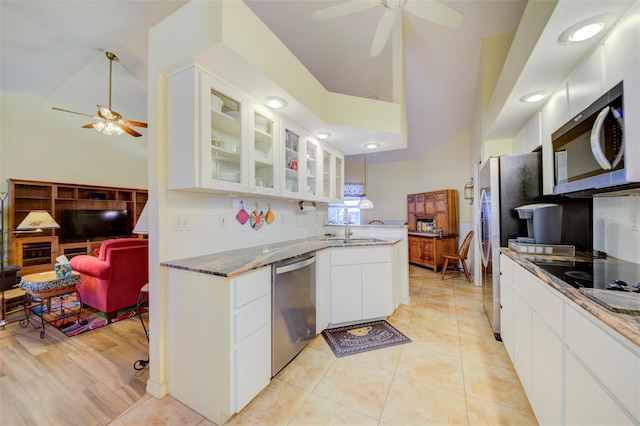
[
  {"x1": 132, "y1": 204, "x2": 149, "y2": 235},
  {"x1": 1, "y1": 195, "x2": 60, "y2": 326}
]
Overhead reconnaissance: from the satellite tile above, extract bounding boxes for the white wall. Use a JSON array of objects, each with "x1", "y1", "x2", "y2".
[
  {"x1": 344, "y1": 129, "x2": 472, "y2": 225},
  {"x1": 162, "y1": 192, "x2": 327, "y2": 262},
  {"x1": 593, "y1": 197, "x2": 640, "y2": 264},
  {"x1": 0, "y1": 91, "x2": 147, "y2": 189}
]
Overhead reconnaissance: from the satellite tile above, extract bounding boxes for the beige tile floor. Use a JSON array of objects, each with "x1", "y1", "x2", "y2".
[{"x1": 110, "y1": 265, "x2": 537, "y2": 425}]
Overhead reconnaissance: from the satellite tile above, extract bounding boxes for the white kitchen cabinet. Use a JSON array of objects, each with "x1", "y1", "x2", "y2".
[
  {"x1": 166, "y1": 64, "x2": 345, "y2": 201},
  {"x1": 329, "y1": 246, "x2": 393, "y2": 324},
  {"x1": 514, "y1": 112, "x2": 541, "y2": 155},
  {"x1": 603, "y1": 2, "x2": 640, "y2": 91},
  {"x1": 512, "y1": 288, "x2": 533, "y2": 399},
  {"x1": 330, "y1": 264, "x2": 363, "y2": 324},
  {"x1": 315, "y1": 248, "x2": 331, "y2": 333},
  {"x1": 362, "y1": 262, "x2": 393, "y2": 319},
  {"x1": 303, "y1": 136, "x2": 320, "y2": 199},
  {"x1": 565, "y1": 301, "x2": 640, "y2": 422},
  {"x1": 318, "y1": 144, "x2": 345, "y2": 203},
  {"x1": 281, "y1": 121, "x2": 303, "y2": 197},
  {"x1": 501, "y1": 255, "x2": 565, "y2": 424},
  {"x1": 530, "y1": 312, "x2": 563, "y2": 426},
  {"x1": 249, "y1": 102, "x2": 280, "y2": 196},
  {"x1": 500, "y1": 252, "x2": 640, "y2": 425},
  {"x1": 540, "y1": 84, "x2": 568, "y2": 195},
  {"x1": 167, "y1": 64, "x2": 249, "y2": 192},
  {"x1": 499, "y1": 253, "x2": 514, "y2": 359},
  {"x1": 166, "y1": 266, "x2": 271, "y2": 425},
  {"x1": 565, "y1": 350, "x2": 635, "y2": 426},
  {"x1": 567, "y1": 48, "x2": 604, "y2": 117},
  {"x1": 333, "y1": 154, "x2": 344, "y2": 202},
  {"x1": 280, "y1": 120, "x2": 341, "y2": 202},
  {"x1": 523, "y1": 112, "x2": 541, "y2": 153}
]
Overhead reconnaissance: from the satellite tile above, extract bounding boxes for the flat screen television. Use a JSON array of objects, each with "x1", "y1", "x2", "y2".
[{"x1": 62, "y1": 209, "x2": 129, "y2": 240}]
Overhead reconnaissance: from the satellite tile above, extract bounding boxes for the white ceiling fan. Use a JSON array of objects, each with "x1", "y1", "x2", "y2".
[{"x1": 312, "y1": 0, "x2": 465, "y2": 57}]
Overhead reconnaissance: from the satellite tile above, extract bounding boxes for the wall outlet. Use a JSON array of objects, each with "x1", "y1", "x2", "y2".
[{"x1": 172, "y1": 215, "x2": 190, "y2": 232}]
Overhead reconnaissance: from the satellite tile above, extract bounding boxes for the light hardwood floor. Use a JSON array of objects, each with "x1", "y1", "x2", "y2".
[{"x1": 1, "y1": 266, "x2": 537, "y2": 425}]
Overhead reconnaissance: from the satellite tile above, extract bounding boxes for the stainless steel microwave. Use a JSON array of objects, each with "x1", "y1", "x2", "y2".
[{"x1": 552, "y1": 76, "x2": 640, "y2": 196}]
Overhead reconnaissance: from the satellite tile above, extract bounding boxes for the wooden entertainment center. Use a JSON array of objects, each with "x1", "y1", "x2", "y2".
[{"x1": 8, "y1": 179, "x2": 148, "y2": 274}]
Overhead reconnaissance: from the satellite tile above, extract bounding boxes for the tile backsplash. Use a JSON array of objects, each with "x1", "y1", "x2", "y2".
[
  {"x1": 593, "y1": 196, "x2": 640, "y2": 263},
  {"x1": 162, "y1": 191, "x2": 327, "y2": 261}
]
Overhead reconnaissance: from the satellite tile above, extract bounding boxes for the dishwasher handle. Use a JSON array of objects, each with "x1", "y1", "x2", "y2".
[{"x1": 275, "y1": 255, "x2": 315, "y2": 275}]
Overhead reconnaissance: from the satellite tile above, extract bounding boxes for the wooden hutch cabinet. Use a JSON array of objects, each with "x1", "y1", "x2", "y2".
[
  {"x1": 8, "y1": 179, "x2": 148, "y2": 274},
  {"x1": 407, "y1": 189, "x2": 459, "y2": 271}
]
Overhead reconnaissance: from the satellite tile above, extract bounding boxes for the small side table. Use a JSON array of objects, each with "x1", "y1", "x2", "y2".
[{"x1": 21, "y1": 271, "x2": 83, "y2": 338}]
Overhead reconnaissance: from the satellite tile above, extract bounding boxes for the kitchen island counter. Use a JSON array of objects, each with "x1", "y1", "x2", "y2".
[
  {"x1": 161, "y1": 236, "x2": 400, "y2": 278},
  {"x1": 501, "y1": 248, "x2": 640, "y2": 347}
]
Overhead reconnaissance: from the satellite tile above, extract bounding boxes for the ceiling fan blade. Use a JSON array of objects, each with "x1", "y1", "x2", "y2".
[
  {"x1": 404, "y1": 0, "x2": 465, "y2": 28},
  {"x1": 370, "y1": 9, "x2": 398, "y2": 57},
  {"x1": 121, "y1": 119, "x2": 148, "y2": 128},
  {"x1": 312, "y1": 0, "x2": 379, "y2": 21},
  {"x1": 120, "y1": 124, "x2": 142, "y2": 137},
  {"x1": 81, "y1": 123, "x2": 98, "y2": 129},
  {"x1": 51, "y1": 107, "x2": 97, "y2": 119}
]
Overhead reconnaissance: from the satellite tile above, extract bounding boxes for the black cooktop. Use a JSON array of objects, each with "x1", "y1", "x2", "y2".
[{"x1": 531, "y1": 257, "x2": 640, "y2": 292}]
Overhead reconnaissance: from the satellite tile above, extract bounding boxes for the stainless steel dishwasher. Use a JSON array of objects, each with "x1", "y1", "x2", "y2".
[{"x1": 272, "y1": 254, "x2": 316, "y2": 377}]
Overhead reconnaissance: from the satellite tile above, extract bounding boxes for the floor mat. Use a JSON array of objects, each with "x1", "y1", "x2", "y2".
[{"x1": 321, "y1": 320, "x2": 411, "y2": 357}]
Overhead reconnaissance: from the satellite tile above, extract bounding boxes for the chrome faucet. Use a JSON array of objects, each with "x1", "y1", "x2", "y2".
[{"x1": 343, "y1": 207, "x2": 352, "y2": 242}]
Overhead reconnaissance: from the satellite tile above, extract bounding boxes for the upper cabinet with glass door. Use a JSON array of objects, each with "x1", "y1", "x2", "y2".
[
  {"x1": 250, "y1": 103, "x2": 279, "y2": 196},
  {"x1": 281, "y1": 122, "x2": 302, "y2": 197},
  {"x1": 166, "y1": 65, "x2": 248, "y2": 192},
  {"x1": 303, "y1": 137, "x2": 320, "y2": 199},
  {"x1": 318, "y1": 144, "x2": 344, "y2": 202}
]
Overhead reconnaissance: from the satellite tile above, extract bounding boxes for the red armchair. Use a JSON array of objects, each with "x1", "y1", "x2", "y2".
[{"x1": 70, "y1": 238, "x2": 148, "y2": 321}]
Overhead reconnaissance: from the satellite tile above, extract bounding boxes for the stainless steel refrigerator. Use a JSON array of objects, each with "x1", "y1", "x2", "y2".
[{"x1": 478, "y1": 152, "x2": 541, "y2": 340}]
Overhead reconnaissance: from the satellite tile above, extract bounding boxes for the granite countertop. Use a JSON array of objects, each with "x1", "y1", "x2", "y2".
[
  {"x1": 501, "y1": 248, "x2": 640, "y2": 347},
  {"x1": 161, "y1": 236, "x2": 399, "y2": 278}
]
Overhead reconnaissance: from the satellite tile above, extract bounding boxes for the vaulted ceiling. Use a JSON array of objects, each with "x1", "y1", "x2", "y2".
[{"x1": 1, "y1": 1, "x2": 634, "y2": 162}]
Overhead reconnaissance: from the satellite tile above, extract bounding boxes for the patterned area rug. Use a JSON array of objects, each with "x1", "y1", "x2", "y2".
[
  {"x1": 321, "y1": 320, "x2": 411, "y2": 357},
  {"x1": 31, "y1": 295, "x2": 147, "y2": 337}
]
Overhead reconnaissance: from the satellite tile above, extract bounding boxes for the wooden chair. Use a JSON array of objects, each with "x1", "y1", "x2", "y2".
[
  {"x1": 368, "y1": 220, "x2": 385, "y2": 225},
  {"x1": 441, "y1": 231, "x2": 474, "y2": 282}
]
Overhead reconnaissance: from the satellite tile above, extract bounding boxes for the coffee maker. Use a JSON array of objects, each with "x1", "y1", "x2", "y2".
[{"x1": 514, "y1": 203, "x2": 563, "y2": 244}]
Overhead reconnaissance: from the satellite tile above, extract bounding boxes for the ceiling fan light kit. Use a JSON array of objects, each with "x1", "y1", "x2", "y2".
[
  {"x1": 312, "y1": 0, "x2": 464, "y2": 57},
  {"x1": 52, "y1": 51, "x2": 147, "y2": 137}
]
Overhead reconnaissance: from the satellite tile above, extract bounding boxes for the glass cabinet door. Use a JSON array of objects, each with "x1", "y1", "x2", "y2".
[
  {"x1": 334, "y1": 155, "x2": 344, "y2": 202},
  {"x1": 304, "y1": 138, "x2": 319, "y2": 198},
  {"x1": 201, "y1": 72, "x2": 247, "y2": 190},
  {"x1": 322, "y1": 148, "x2": 332, "y2": 199},
  {"x1": 210, "y1": 90, "x2": 241, "y2": 183},
  {"x1": 251, "y1": 105, "x2": 278, "y2": 195},
  {"x1": 283, "y1": 127, "x2": 301, "y2": 195}
]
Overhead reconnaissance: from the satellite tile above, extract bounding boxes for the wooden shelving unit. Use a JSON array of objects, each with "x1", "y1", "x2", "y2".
[
  {"x1": 8, "y1": 179, "x2": 148, "y2": 274},
  {"x1": 407, "y1": 189, "x2": 459, "y2": 271}
]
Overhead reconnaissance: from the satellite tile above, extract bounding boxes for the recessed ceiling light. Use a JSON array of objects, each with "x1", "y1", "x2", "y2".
[
  {"x1": 520, "y1": 92, "x2": 546, "y2": 103},
  {"x1": 317, "y1": 132, "x2": 331, "y2": 140},
  {"x1": 559, "y1": 15, "x2": 615, "y2": 44},
  {"x1": 264, "y1": 96, "x2": 287, "y2": 109},
  {"x1": 365, "y1": 143, "x2": 380, "y2": 150}
]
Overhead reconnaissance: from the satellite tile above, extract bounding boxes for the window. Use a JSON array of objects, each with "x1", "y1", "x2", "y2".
[{"x1": 328, "y1": 197, "x2": 362, "y2": 225}]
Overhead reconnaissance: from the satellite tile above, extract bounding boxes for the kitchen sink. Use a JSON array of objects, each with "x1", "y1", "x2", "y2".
[{"x1": 321, "y1": 237, "x2": 386, "y2": 244}]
